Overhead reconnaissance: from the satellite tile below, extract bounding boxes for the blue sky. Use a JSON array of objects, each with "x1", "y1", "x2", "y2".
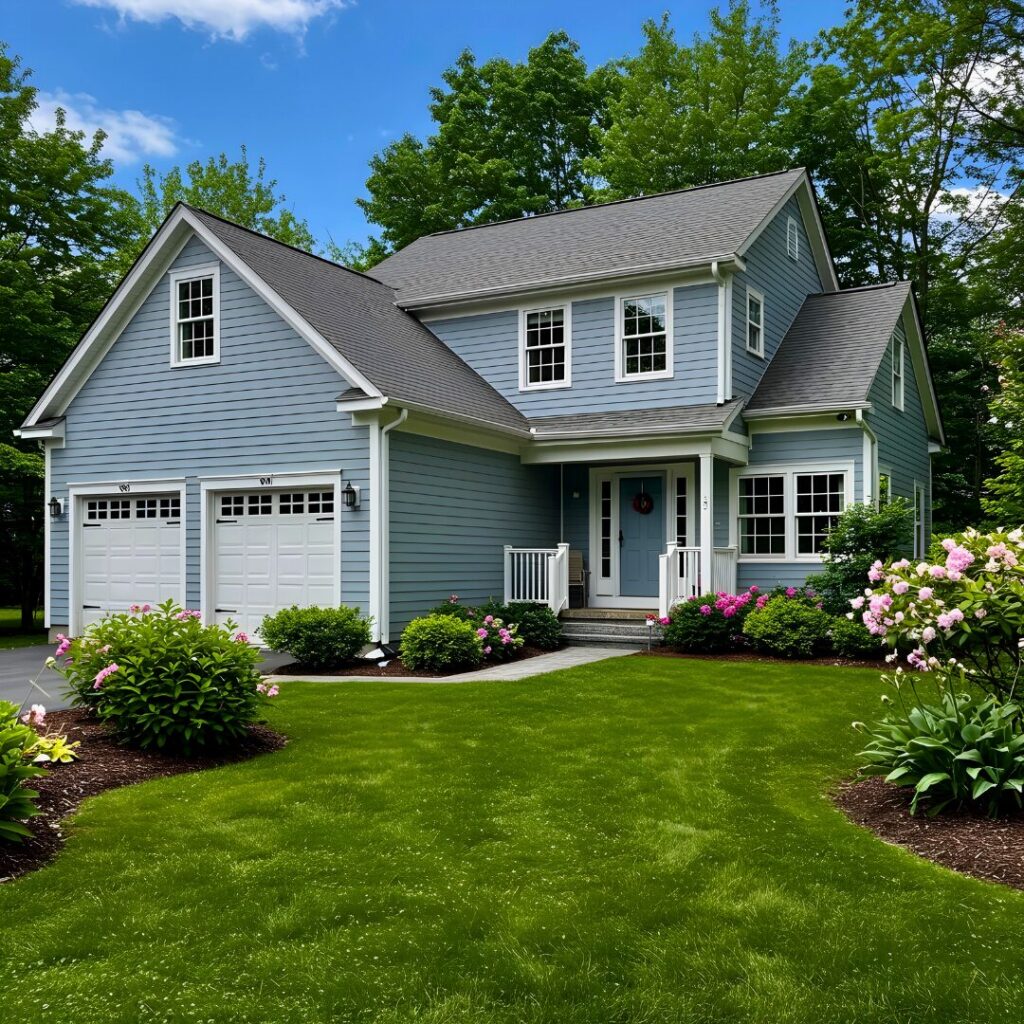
[{"x1": 5, "y1": 0, "x2": 849, "y2": 248}]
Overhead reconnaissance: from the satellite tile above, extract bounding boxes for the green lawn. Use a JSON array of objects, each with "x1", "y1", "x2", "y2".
[
  {"x1": 1, "y1": 658, "x2": 1022, "y2": 1023},
  {"x1": 0, "y1": 606, "x2": 46, "y2": 649}
]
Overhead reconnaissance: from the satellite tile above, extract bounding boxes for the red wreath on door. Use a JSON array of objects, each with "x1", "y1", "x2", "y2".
[{"x1": 632, "y1": 491, "x2": 655, "y2": 515}]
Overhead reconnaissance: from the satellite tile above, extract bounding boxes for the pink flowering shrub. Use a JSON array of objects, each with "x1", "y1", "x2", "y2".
[
  {"x1": 55, "y1": 599, "x2": 265, "y2": 754},
  {"x1": 662, "y1": 589, "x2": 760, "y2": 652},
  {"x1": 474, "y1": 615, "x2": 525, "y2": 662},
  {"x1": 854, "y1": 527, "x2": 1024, "y2": 700}
]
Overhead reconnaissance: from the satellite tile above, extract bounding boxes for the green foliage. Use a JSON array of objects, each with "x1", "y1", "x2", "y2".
[
  {"x1": 983, "y1": 324, "x2": 1024, "y2": 524},
  {"x1": 476, "y1": 600, "x2": 563, "y2": 650},
  {"x1": 814, "y1": 499, "x2": 913, "y2": 614},
  {"x1": 0, "y1": 700, "x2": 45, "y2": 843},
  {"x1": 27, "y1": 733, "x2": 80, "y2": 764},
  {"x1": 857, "y1": 681, "x2": 1024, "y2": 816},
  {"x1": 400, "y1": 614, "x2": 483, "y2": 672},
  {"x1": 259, "y1": 605, "x2": 372, "y2": 670},
  {"x1": 358, "y1": 31, "x2": 609, "y2": 254},
  {"x1": 663, "y1": 593, "x2": 752, "y2": 653},
  {"x1": 828, "y1": 615, "x2": 881, "y2": 659},
  {"x1": 56, "y1": 601, "x2": 265, "y2": 754},
  {"x1": 591, "y1": 3, "x2": 806, "y2": 198},
  {"x1": 743, "y1": 597, "x2": 831, "y2": 658}
]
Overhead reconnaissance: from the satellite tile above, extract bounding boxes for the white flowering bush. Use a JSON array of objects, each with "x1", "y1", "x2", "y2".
[{"x1": 853, "y1": 527, "x2": 1024, "y2": 700}]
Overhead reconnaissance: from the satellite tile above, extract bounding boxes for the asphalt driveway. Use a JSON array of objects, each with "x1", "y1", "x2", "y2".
[{"x1": 0, "y1": 645, "x2": 293, "y2": 712}]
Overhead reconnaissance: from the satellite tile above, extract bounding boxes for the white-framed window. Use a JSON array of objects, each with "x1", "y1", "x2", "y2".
[
  {"x1": 795, "y1": 472, "x2": 846, "y2": 555},
  {"x1": 616, "y1": 292, "x2": 672, "y2": 381},
  {"x1": 738, "y1": 474, "x2": 786, "y2": 557},
  {"x1": 519, "y1": 305, "x2": 570, "y2": 390},
  {"x1": 733, "y1": 464, "x2": 853, "y2": 561},
  {"x1": 746, "y1": 287, "x2": 764, "y2": 357},
  {"x1": 891, "y1": 333, "x2": 904, "y2": 410},
  {"x1": 169, "y1": 264, "x2": 220, "y2": 367},
  {"x1": 878, "y1": 472, "x2": 892, "y2": 507},
  {"x1": 786, "y1": 216, "x2": 800, "y2": 260}
]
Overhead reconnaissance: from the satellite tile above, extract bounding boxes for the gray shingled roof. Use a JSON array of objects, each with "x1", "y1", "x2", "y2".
[
  {"x1": 746, "y1": 282, "x2": 912, "y2": 414},
  {"x1": 187, "y1": 206, "x2": 529, "y2": 434},
  {"x1": 369, "y1": 169, "x2": 806, "y2": 307},
  {"x1": 529, "y1": 400, "x2": 743, "y2": 439}
]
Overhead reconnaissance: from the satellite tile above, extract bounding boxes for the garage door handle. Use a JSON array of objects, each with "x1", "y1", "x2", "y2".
[
  {"x1": 317, "y1": 516, "x2": 334, "y2": 522},
  {"x1": 82, "y1": 523, "x2": 101, "y2": 528},
  {"x1": 216, "y1": 518, "x2": 238, "y2": 524},
  {"x1": 215, "y1": 608, "x2": 237, "y2": 613},
  {"x1": 82, "y1": 604, "x2": 101, "y2": 610}
]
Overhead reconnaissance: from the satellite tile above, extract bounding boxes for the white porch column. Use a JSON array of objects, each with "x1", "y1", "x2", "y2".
[{"x1": 699, "y1": 453, "x2": 713, "y2": 594}]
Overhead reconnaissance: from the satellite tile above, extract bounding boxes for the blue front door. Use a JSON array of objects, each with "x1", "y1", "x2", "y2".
[{"x1": 618, "y1": 476, "x2": 664, "y2": 597}]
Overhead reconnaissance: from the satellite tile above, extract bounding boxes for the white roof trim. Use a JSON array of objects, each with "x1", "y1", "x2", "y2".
[
  {"x1": 21, "y1": 206, "x2": 382, "y2": 429},
  {"x1": 736, "y1": 171, "x2": 840, "y2": 293},
  {"x1": 744, "y1": 402, "x2": 871, "y2": 419},
  {"x1": 14, "y1": 420, "x2": 65, "y2": 441},
  {"x1": 900, "y1": 292, "x2": 945, "y2": 445}
]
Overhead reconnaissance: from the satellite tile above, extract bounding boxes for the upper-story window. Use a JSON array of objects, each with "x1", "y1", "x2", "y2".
[
  {"x1": 786, "y1": 216, "x2": 800, "y2": 260},
  {"x1": 520, "y1": 305, "x2": 570, "y2": 390},
  {"x1": 891, "y1": 332, "x2": 904, "y2": 410},
  {"x1": 170, "y1": 265, "x2": 220, "y2": 367},
  {"x1": 616, "y1": 292, "x2": 672, "y2": 381},
  {"x1": 746, "y1": 287, "x2": 764, "y2": 358}
]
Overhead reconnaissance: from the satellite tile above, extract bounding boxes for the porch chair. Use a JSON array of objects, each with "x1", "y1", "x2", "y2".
[{"x1": 568, "y1": 548, "x2": 590, "y2": 609}]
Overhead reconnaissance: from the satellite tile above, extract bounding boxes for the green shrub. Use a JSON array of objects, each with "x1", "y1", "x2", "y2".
[
  {"x1": 260, "y1": 605, "x2": 372, "y2": 669},
  {"x1": 828, "y1": 616, "x2": 881, "y2": 659},
  {"x1": 0, "y1": 700, "x2": 46, "y2": 843},
  {"x1": 663, "y1": 591, "x2": 755, "y2": 653},
  {"x1": 743, "y1": 596, "x2": 830, "y2": 658},
  {"x1": 813, "y1": 499, "x2": 913, "y2": 614},
  {"x1": 477, "y1": 600, "x2": 562, "y2": 650},
  {"x1": 400, "y1": 614, "x2": 483, "y2": 672},
  {"x1": 56, "y1": 600, "x2": 267, "y2": 754},
  {"x1": 856, "y1": 682, "x2": 1024, "y2": 816},
  {"x1": 427, "y1": 597, "x2": 476, "y2": 622}
]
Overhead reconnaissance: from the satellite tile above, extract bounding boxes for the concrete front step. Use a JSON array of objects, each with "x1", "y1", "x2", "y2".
[{"x1": 560, "y1": 617, "x2": 660, "y2": 646}]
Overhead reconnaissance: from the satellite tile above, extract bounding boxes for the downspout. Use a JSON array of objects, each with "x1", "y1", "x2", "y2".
[
  {"x1": 376, "y1": 406, "x2": 408, "y2": 644},
  {"x1": 711, "y1": 261, "x2": 732, "y2": 405},
  {"x1": 856, "y1": 409, "x2": 877, "y2": 506}
]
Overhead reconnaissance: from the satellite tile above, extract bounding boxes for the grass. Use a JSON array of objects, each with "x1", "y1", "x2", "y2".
[
  {"x1": 1, "y1": 657, "x2": 1023, "y2": 1023},
  {"x1": 0, "y1": 606, "x2": 46, "y2": 649}
]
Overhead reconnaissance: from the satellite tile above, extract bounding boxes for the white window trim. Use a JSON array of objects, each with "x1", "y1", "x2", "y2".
[
  {"x1": 786, "y1": 216, "x2": 800, "y2": 261},
  {"x1": 614, "y1": 291, "x2": 674, "y2": 383},
  {"x1": 878, "y1": 468, "x2": 893, "y2": 507},
  {"x1": 518, "y1": 303, "x2": 572, "y2": 391},
  {"x1": 169, "y1": 263, "x2": 220, "y2": 368},
  {"x1": 729, "y1": 461, "x2": 855, "y2": 564},
  {"x1": 745, "y1": 286, "x2": 765, "y2": 358},
  {"x1": 913, "y1": 481, "x2": 926, "y2": 558},
  {"x1": 891, "y1": 334, "x2": 905, "y2": 411}
]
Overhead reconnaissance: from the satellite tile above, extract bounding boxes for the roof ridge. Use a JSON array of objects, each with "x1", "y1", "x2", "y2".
[
  {"x1": 412, "y1": 167, "x2": 806, "y2": 242},
  {"x1": 807, "y1": 281, "x2": 910, "y2": 297},
  {"x1": 180, "y1": 202, "x2": 398, "y2": 295}
]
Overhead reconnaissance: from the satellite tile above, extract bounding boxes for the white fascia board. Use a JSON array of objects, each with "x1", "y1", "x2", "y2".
[
  {"x1": 337, "y1": 396, "x2": 388, "y2": 413},
  {"x1": 744, "y1": 403, "x2": 871, "y2": 421},
  {"x1": 901, "y1": 293, "x2": 945, "y2": 446},
  {"x1": 736, "y1": 172, "x2": 840, "y2": 293},
  {"x1": 15, "y1": 420, "x2": 65, "y2": 441}
]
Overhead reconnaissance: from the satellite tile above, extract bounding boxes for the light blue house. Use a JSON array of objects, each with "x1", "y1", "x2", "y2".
[{"x1": 19, "y1": 168, "x2": 943, "y2": 643}]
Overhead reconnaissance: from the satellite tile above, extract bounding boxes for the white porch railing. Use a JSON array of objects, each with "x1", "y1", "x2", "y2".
[
  {"x1": 504, "y1": 543, "x2": 570, "y2": 613},
  {"x1": 658, "y1": 544, "x2": 738, "y2": 617}
]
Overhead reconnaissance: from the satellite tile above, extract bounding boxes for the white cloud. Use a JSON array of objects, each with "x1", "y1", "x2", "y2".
[
  {"x1": 73, "y1": 0, "x2": 348, "y2": 41},
  {"x1": 935, "y1": 184, "x2": 1009, "y2": 222},
  {"x1": 31, "y1": 90, "x2": 179, "y2": 163}
]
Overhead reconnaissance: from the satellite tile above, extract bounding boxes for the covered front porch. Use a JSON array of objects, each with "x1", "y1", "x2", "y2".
[{"x1": 503, "y1": 454, "x2": 739, "y2": 618}]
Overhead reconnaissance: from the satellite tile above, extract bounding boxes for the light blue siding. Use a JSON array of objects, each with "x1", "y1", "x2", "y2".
[
  {"x1": 427, "y1": 283, "x2": 719, "y2": 416},
  {"x1": 50, "y1": 235, "x2": 370, "y2": 625},
  {"x1": 865, "y1": 317, "x2": 932, "y2": 544},
  {"x1": 388, "y1": 432, "x2": 559, "y2": 634},
  {"x1": 735, "y1": 427, "x2": 864, "y2": 592},
  {"x1": 731, "y1": 196, "x2": 823, "y2": 399}
]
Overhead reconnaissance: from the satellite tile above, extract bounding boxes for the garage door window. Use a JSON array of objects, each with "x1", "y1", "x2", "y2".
[
  {"x1": 159, "y1": 497, "x2": 181, "y2": 519},
  {"x1": 248, "y1": 494, "x2": 272, "y2": 515},
  {"x1": 88, "y1": 496, "x2": 181, "y2": 521},
  {"x1": 219, "y1": 491, "x2": 335, "y2": 518},
  {"x1": 308, "y1": 491, "x2": 334, "y2": 514},
  {"x1": 279, "y1": 492, "x2": 305, "y2": 514}
]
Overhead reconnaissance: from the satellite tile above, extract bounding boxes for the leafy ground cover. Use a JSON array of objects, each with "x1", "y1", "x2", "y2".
[{"x1": 1, "y1": 657, "x2": 1022, "y2": 1023}]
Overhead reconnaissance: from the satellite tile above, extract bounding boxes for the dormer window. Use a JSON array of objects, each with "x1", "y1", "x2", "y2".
[
  {"x1": 787, "y1": 216, "x2": 800, "y2": 260},
  {"x1": 616, "y1": 292, "x2": 672, "y2": 381},
  {"x1": 170, "y1": 265, "x2": 219, "y2": 367},
  {"x1": 746, "y1": 287, "x2": 764, "y2": 358},
  {"x1": 520, "y1": 305, "x2": 570, "y2": 389},
  {"x1": 891, "y1": 332, "x2": 904, "y2": 410}
]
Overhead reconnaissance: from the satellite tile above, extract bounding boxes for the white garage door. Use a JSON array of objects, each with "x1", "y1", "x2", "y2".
[
  {"x1": 213, "y1": 489, "x2": 337, "y2": 637},
  {"x1": 80, "y1": 495, "x2": 183, "y2": 627}
]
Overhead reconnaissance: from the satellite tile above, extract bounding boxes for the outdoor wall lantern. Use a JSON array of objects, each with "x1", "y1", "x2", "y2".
[
  {"x1": 48, "y1": 496, "x2": 64, "y2": 518},
  {"x1": 342, "y1": 481, "x2": 361, "y2": 509}
]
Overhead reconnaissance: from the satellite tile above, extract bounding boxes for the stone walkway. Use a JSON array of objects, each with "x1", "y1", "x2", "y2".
[{"x1": 264, "y1": 644, "x2": 642, "y2": 685}]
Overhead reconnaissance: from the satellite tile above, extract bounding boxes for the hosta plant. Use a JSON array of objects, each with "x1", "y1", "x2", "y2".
[
  {"x1": 0, "y1": 700, "x2": 46, "y2": 843},
  {"x1": 856, "y1": 670, "x2": 1024, "y2": 816}
]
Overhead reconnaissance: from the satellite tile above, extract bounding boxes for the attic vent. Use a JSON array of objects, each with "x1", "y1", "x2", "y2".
[{"x1": 786, "y1": 217, "x2": 800, "y2": 261}]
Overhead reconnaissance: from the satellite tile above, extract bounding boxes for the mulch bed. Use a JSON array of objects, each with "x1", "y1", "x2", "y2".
[
  {"x1": 637, "y1": 647, "x2": 884, "y2": 670},
  {"x1": 835, "y1": 776, "x2": 1024, "y2": 890},
  {"x1": 0, "y1": 709, "x2": 285, "y2": 884},
  {"x1": 274, "y1": 644, "x2": 553, "y2": 677}
]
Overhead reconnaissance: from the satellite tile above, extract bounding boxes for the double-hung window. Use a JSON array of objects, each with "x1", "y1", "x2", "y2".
[
  {"x1": 738, "y1": 474, "x2": 785, "y2": 556},
  {"x1": 170, "y1": 265, "x2": 219, "y2": 366},
  {"x1": 618, "y1": 293, "x2": 671, "y2": 380},
  {"x1": 746, "y1": 287, "x2": 764, "y2": 357},
  {"x1": 891, "y1": 333, "x2": 904, "y2": 410},
  {"x1": 521, "y1": 306, "x2": 570, "y2": 389},
  {"x1": 795, "y1": 472, "x2": 845, "y2": 554}
]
